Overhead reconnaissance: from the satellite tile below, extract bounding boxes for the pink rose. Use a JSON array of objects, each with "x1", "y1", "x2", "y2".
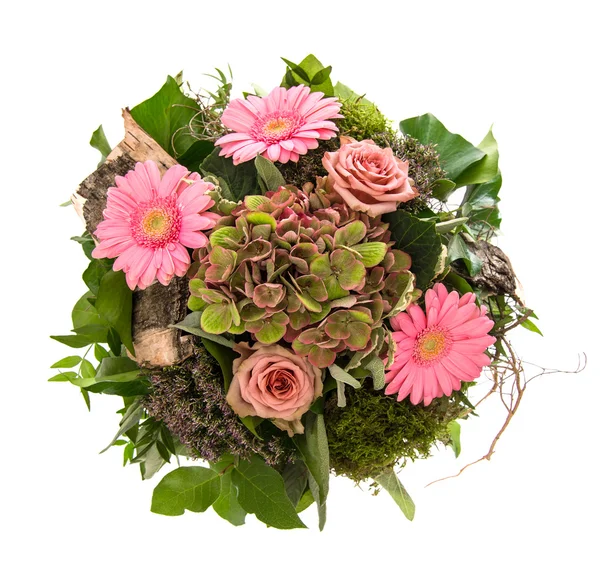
[
  {"x1": 226, "y1": 342, "x2": 323, "y2": 436},
  {"x1": 322, "y1": 137, "x2": 418, "y2": 216}
]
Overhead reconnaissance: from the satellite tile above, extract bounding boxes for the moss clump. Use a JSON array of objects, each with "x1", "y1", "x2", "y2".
[
  {"x1": 144, "y1": 344, "x2": 296, "y2": 467},
  {"x1": 337, "y1": 98, "x2": 395, "y2": 142},
  {"x1": 325, "y1": 385, "x2": 465, "y2": 482}
]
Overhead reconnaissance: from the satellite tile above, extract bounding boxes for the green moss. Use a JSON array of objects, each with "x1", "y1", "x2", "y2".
[
  {"x1": 325, "y1": 385, "x2": 466, "y2": 482},
  {"x1": 337, "y1": 98, "x2": 395, "y2": 142}
]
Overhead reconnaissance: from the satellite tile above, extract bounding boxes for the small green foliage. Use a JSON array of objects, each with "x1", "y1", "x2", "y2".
[{"x1": 325, "y1": 385, "x2": 466, "y2": 482}]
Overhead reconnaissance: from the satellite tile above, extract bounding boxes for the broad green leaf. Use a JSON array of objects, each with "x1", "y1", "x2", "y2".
[
  {"x1": 383, "y1": 210, "x2": 442, "y2": 289},
  {"x1": 296, "y1": 488, "x2": 315, "y2": 513},
  {"x1": 176, "y1": 140, "x2": 215, "y2": 171},
  {"x1": 447, "y1": 234, "x2": 482, "y2": 276},
  {"x1": 171, "y1": 312, "x2": 235, "y2": 348},
  {"x1": 130, "y1": 75, "x2": 200, "y2": 157},
  {"x1": 89, "y1": 125, "x2": 111, "y2": 164},
  {"x1": 201, "y1": 149, "x2": 259, "y2": 201},
  {"x1": 460, "y1": 174, "x2": 502, "y2": 236},
  {"x1": 448, "y1": 420, "x2": 461, "y2": 458},
  {"x1": 400, "y1": 113, "x2": 485, "y2": 184},
  {"x1": 82, "y1": 258, "x2": 113, "y2": 296},
  {"x1": 232, "y1": 456, "x2": 306, "y2": 529},
  {"x1": 282, "y1": 462, "x2": 308, "y2": 508},
  {"x1": 71, "y1": 292, "x2": 107, "y2": 337},
  {"x1": 454, "y1": 128, "x2": 499, "y2": 187},
  {"x1": 212, "y1": 470, "x2": 246, "y2": 526},
  {"x1": 80, "y1": 359, "x2": 96, "y2": 379},
  {"x1": 255, "y1": 155, "x2": 286, "y2": 191},
  {"x1": 96, "y1": 356, "x2": 139, "y2": 377},
  {"x1": 151, "y1": 467, "x2": 221, "y2": 516},
  {"x1": 201, "y1": 338, "x2": 236, "y2": 391},
  {"x1": 430, "y1": 179, "x2": 456, "y2": 201},
  {"x1": 240, "y1": 416, "x2": 264, "y2": 439},
  {"x1": 96, "y1": 271, "x2": 134, "y2": 354},
  {"x1": 50, "y1": 356, "x2": 82, "y2": 369},
  {"x1": 374, "y1": 467, "x2": 416, "y2": 521},
  {"x1": 94, "y1": 344, "x2": 110, "y2": 361}
]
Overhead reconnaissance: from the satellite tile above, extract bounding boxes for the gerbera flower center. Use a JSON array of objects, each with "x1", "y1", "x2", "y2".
[
  {"x1": 413, "y1": 326, "x2": 452, "y2": 365},
  {"x1": 131, "y1": 197, "x2": 182, "y2": 248},
  {"x1": 251, "y1": 110, "x2": 305, "y2": 144}
]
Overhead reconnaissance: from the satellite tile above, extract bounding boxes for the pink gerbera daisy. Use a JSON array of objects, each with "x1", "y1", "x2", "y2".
[
  {"x1": 216, "y1": 85, "x2": 343, "y2": 165},
  {"x1": 92, "y1": 161, "x2": 219, "y2": 290},
  {"x1": 385, "y1": 283, "x2": 495, "y2": 406}
]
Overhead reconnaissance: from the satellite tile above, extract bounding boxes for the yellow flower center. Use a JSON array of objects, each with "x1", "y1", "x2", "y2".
[{"x1": 414, "y1": 327, "x2": 451, "y2": 365}]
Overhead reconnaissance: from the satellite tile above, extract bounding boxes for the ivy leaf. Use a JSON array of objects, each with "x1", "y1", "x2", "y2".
[
  {"x1": 454, "y1": 128, "x2": 499, "y2": 188},
  {"x1": 89, "y1": 125, "x2": 111, "y2": 165},
  {"x1": 231, "y1": 456, "x2": 307, "y2": 529},
  {"x1": 212, "y1": 469, "x2": 246, "y2": 526},
  {"x1": 95, "y1": 270, "x2": 134, "y2": 354},
  {"x1": 374, "y1": 467, "x2": 416, "y2": 521},
  {"x1": 151, "y1": 467, "x2": 221, "y2": 516},
  {"x1": 255, "y1": 155, "x2": 286, "y2": 191},
  {"x1": 400, "y1": 113, "x2": 485, "y2": 184},
  {"x1": 384, "y1": 210, "x2": 442, "y2": 289},
  {"x1": 130, "y1": 75, "x2": 200, "y2": 157},
  {"x1": 447, "y1": 234, "x2": 483, "y2": 276},
  {"x1": 201, "y1": 149, "x2": 259, "y2": 201},
  {"x1": 460, "y1": 174, "x2": 503, "y2": 236}
]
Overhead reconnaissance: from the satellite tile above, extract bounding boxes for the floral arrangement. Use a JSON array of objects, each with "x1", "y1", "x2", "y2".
[{"x1": 51, "y1": 55, "x2": 540, "y2": 530}]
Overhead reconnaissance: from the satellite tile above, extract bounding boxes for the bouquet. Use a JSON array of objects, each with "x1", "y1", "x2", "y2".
[{"x1": 51, "y1": 55, "x2": 538, "y2": 530}]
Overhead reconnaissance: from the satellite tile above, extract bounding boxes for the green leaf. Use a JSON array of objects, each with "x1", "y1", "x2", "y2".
[
  {"x1": 400, "y1": 113, "x2": 485, "y2": 184},
  {"x1": 94, "y1": 344, "x2": 110, "y2": 361},
  {"x1": 328, "y1": 364, "x2": 361, "y2": 389},
  {"x1": 97, "y1": 356, "x2": 139, "y2": 377},
  {"x1": 282, "y1": 462, "x2": 308, "y2": 508},
  {"x1": 447, "y1": 234, "x2": 482, "y2": 276},
  {"x1": 171, "y1": 312, "x2": 235, "y2": 348},
  {"x1": 50, "y1": 356, "x2": 82, "y2": 369},
  {"x1": 201, "y1": 149, "x2": 259, "y2": 201},
  {"x1": 454, "y1": 128, "x2": 499, "y2": 187},
  {"x1": 176, "y1": 140, "x2": 215, "y2": 171},
  {"x1": 48, "y1": 371, "x2": 79, "y2": 383},
  {"x1": 255, "y1": 155, "x2": 286, "y2": 191},
  {"x1": 447, "y1": 420, "x2": 461, "y2": 458},
  {"x1": 50, "y1": 334, "x2": 93, "y2": 349},
  {"x1": 521, "y1": 318, "x2": 543, "y2": 336},
  {"x1": 363, "y1": 355, "x2": 386, "y2": 390},
  {"x1": 95, "y1": 270, "x2": 134, "y2": 354},
  {"x1": 282, "y1": 55, "x2": 334, "y2": 96},
  {"x1": 383, "y1": 210, "x2": 442, "y2": 289},
  {"x1": 435, "y1": 217, "x2": 469, "y2": 233},
  {"x1": 151, "y1": 467, "x2": 221, "y2": 516},
  {"x1": 71, "y1": 292, "x2": 107, "y2": 337},
  {"x1": 201, "y1": 338, "x2": 236, "y2": 391},
  {"x1": 294, "y1": 412, "x2": 329, "y2": 531},
  {"x1": 89, "y1": 125, "x2": 111, "y2": 164},
  {"x1": 80, "y1": 359, "x2": 96, "y2": 379},
  {"x1": 231, "y1": 456, "x2": 306, "y2": 529},
  {"x1": 212, "y1": 470, "x2": 246, "y2": 526},
  {"x1": 82, "y1": 258, "x2": 113, "y2": 296},
  {"x1": 430, "y1": 179, "x2": 456, "y2": 201},
  {"x1": 374, "y1": 467, "x2": 416, "y2": 521},
  {"x1": 100, "y1": 400, "x2": 144, "y2": 453},
  {"x1": 130, "y1": 75, "x2": 200, "y2": 157},
  {"x1": 241, "y1": 416, "x2": 264, "y2": 439},
  {"x1": 460, "y1": 174, "x2": 502, "y2": 236},
  {"x1": 201, "y1": 303, "x2": 233, "y2": 335}
]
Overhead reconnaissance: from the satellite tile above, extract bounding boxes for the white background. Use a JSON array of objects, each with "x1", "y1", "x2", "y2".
[{"x1": 2, "y1": 1, "x2": 598, "y2": 569}]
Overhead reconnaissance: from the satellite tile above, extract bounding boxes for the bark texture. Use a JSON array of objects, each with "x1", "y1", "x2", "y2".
[
  {"x1": 464, "y1": 240, "x2": 517, "y2": 297},
  {"x1": 73, "y1": 109, "x2": 192, "y2": 368}
]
